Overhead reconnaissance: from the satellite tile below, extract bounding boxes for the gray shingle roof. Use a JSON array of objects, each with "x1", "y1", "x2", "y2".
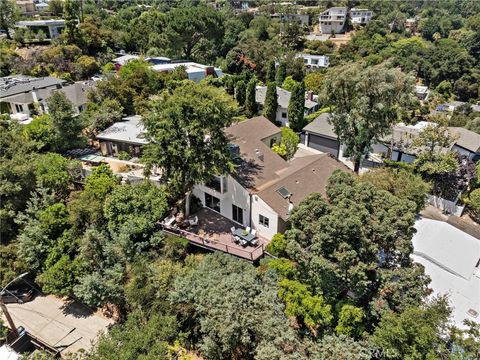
[
  {"x1": 303, "y1": 113, "x2": 337, "y2": 138},
  {"x1": 96, "y1": 116, "x2": 148, "y2": 145},
  {"x1": 0, "y1": 76, "x2": 65, "y2": 99}
]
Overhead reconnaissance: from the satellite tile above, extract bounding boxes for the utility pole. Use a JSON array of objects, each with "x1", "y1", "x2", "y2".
[{"x1": 0, "y1": 300, "x2": 19, "y2": 339}]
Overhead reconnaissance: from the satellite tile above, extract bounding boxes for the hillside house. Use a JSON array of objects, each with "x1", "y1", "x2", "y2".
[{"x1": 255, "y1": 86, "x2": 319, "y2": 127}]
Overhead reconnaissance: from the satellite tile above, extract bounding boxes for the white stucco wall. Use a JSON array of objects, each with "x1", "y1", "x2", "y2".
[
  {"x1": 251, "y1": 194, "x2": 280, "y2": 240},
  {"x1": 193, "y1": 175, "x2": 251, "y2": 227}
]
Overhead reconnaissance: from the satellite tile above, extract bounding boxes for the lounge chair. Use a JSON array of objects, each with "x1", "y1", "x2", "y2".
[{"x1": 188, "y1": 215, "x2": 199, "y2": 226}]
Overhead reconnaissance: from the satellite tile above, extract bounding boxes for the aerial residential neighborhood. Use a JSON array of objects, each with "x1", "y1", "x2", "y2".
[{"x1": 1, "y1": 0, "x2": 480, "y2": 359}]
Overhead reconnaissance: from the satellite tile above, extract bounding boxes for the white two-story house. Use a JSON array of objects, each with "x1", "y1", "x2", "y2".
[
  {"x1": 255, "y1": 86, "x2": 319, "y2": 127},
  {"x1": 193, "y1": 116, "x2": 350, "y2": 240}
]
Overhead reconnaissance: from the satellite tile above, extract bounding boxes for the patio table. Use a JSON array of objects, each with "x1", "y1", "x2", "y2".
[{"x1": 233, "y1": 228, "x2": 256, "y2": 243}]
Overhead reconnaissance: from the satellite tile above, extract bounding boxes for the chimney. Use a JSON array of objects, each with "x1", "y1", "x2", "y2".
[
  {"x1": 31, "y1": 87, "x2": 39, "y2": 103},
  {"x1": 287, "y1": 197, "x2": 294, "y2": 214},
  {"x1": 306, "y1": 90, "x2": 313, "y2": 101}
]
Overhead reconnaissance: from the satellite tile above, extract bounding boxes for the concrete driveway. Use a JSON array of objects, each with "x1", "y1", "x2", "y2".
[{"x1": 2, "y1": 295, "x2": 114, "y2": 355}]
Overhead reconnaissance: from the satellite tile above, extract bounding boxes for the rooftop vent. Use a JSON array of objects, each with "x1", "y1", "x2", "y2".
[{"x1": 276, "y1": 186, "x2": 291, "y2": 199}]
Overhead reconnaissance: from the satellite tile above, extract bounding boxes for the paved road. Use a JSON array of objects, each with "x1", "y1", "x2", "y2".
[{"x1": 2, "y1": 295, "x2": 114, "y2": 355}]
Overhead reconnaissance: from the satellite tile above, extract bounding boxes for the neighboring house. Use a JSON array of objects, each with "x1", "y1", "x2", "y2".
[
  {"x1": 319, "y1": 7, "x2": 373, "y2": 34},
  {"x1": 96, "y1": 115, "x2": 148, "y2": 157},
  {"x1": 15, "y1": 19, "x2": 65, "y2": 39},
  {"x1": 303, "y1": 114, "x2": 480, "y2": 165},
  {"x1": 411, "y1": 218, "x2": 480, "y2": 330},
  {"x1": 415, "y1": 85, "x2": 430, "y2": 101},
  {"x1": 0, "y1": 75, "x2": 65, "y2": 119},
  {"x1": 111, "y1": 54, "x2": 223, "y2": 82},
  {"x1": 436, "y1": 101, "x2": 480, "y2": 113},
  {"x1": 296, "y1": 54, "x2": 329, "y2": 68},
  {"x1": 319, "y1": 7, "x2": 347, "y2": 34},
  {"x1": 350, "y1": 8, "x2": 373, "y2": 25},
  {"x1": 192, "y1": 116, "x2": 350, "y2": 240},
  {"x1": 270, "y1": 13, "x2": 310, "y2": 26},
  {"x1": 1, "y1": 78, "x2": 93, "y2": 120},
  {"x1": 255, "y1": 86, "x2": 319, "y2": 127},
  {"x1": 35, "y1": 2, "x2": 49, "y2": 12},
  {"x1": 151, "y1": 62, "x2": 223, "y2": 81},
  {"x1": 112, "y1": 54, "x2": 171, "y2": 70},
  {"x1": 15, "y1": 0, "x2": 36, "y2": 14}
]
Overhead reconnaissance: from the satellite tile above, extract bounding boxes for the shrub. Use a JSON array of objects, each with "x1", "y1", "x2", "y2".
[{"x1": 266, "y1": 233, "x2": 286, "y2": 257}]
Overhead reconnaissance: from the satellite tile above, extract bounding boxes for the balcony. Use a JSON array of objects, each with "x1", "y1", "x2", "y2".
[{"x1": 160, "y1": 208, "x2": 267, "y2": 262}]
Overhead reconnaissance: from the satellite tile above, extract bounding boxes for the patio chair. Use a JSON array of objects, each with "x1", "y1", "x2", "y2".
[
  {"x1": 245, "y1": 226, "x2": 251, "y2": 233},
  {"x1": 233, "y1": 235, "x2": 241, "y2": 244},
  {"x1": 251, "y1": 229, "x2": 257, "y2": 237},
  {"x1": 251, "y1": 238, "x2": 259, "y2": 246},
  {"x1": 239, "y1": 239, "x2": 248, "y2": 247},
  {"x1": 230, "y1": 226, "x2": 236, "y2": 234},
  {"x1": 188, "y1": 215, "x2": 199, "y2": 226}
]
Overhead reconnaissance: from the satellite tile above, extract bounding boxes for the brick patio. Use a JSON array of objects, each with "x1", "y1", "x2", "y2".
[{"x1": 161, "y1": 208, "x2": 268, "y2": 262}]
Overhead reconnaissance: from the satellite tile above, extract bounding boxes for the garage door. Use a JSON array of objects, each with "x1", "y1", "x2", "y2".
[{"x1": 308, "y1": 134, "x2": 339, "y2": 157}]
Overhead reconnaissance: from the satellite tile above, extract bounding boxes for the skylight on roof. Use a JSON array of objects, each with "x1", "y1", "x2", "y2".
[{"x1": 276, "y1": 186, "x2": 291, "y2": 199}]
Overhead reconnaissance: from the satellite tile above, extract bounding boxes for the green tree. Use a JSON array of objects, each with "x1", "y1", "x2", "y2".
[
  {"x1": 287, "y1": 81, "x2": 305, "y2": 132},
  {"x1": 84, "y1": 98, "x2": 124, "y2": 136},
  {"x1": 36, "y1": 255, "x2": 83, "y2": 296},
  {"x1": 35, "y1": 153, "x2": 80, "y2": 198},
  {"x1": 47, "y1": 91, "x2": 84, "y2": 150},
  {"x1": 0, "y1": 0, "x2": 18, "y2": 40},
  {"x1": 373, "y1": 297, "x2": 451, "y2": 360},
  {"x1": 285, "y1": 171, "x2": 429, "y2": 321},
  {"x1": 23, "y1": 115, "x2": 56, "y2": 152},
  {"x1": 282, "y1": 76, "x2": 298, "y2": 92},
  {"x1": 263, "y1": 81, "x2": 278, "y2": 123},
  {"x1": 360, "y1": 168, "x2": 431, "y2": 213},
  {"x1": 67, "y1": 164, "x2": 118, "y2": 231},
  {"x1": 245, "y1": 77, "x2": 258, "y2": 118},
  {"x1": 304, "y1": 72, "x2": 324, "y2": 96},
  {"x1": 323, "y1": 62, "x2": 416, "y2": 172},
  {"x1": 335, "y1": 304, "x2": 364, "y2": 338},
  {"x1": 272, "y1": 127, "x2": 299, "y2": 160},
  {"x1": 265, "y1": 59, "x2": 276, "y2": 83},
  {"x1": 142, "y1": 82, "x2": 237, "y2": 213},
  {"x1": 278, "y1": 279, "x2": 333, "y2": 335},
  {"x1": 63, "y1": 0, "x2": 79, "y2": 44},
  {"x1": 171, "y1": 253, "x2": 305, "y2": 359},
  {"x1": 88, "y1": 311, "x2": 178, "y2": 360},
  {"x1": 276, "y1": 61, "x2": 287, "y2": 85},
  {"x1": 235, "y1": 80, "x2": 247, "y2": 106},
  {"x1": 104, "y1": 182, "x2": 168, "y2": 257},
  {"x1": 48, "y1": 0, "x2": 63, "y2": 16},
  {"x1": 265, "y1": 233, "x2": 286, "y2": 257},
  {"x1": 164, "y1": 6, "x2": 224, "y2": 60}
]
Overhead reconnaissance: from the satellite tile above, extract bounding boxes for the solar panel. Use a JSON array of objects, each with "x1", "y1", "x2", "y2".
[{"x1": 276, "y1": 186, "x2": 291, "y2": 199}]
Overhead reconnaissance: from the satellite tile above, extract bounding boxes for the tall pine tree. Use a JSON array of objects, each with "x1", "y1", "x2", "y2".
[
  {"x1": 235, "y1": 80, "x2": 246, "y2": 106},
  {"x1": 245, "y1": 78, "x2": 258, "y2": 118},
  {"x1": 263, "y1": 82, "x2": 278, "y2": 123},
  {"x1": 276, "y1": 61, "x2": 287, "y2": 86},
  {"x1": 287, "y1": 81, "x2": 305, "y2": 132},
  {"x1": 266, "y1": 60, "x2": 276, "y2": 83}
]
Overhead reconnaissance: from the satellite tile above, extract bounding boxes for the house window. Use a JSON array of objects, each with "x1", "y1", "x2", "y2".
[
  {"x1": 281, "y1": 112, "x2": 287, "y2": 118},
  {"x1": 205, "y1": 193, "x2": 220, "y2": 212},
  {"x1": 312, "y1": 59, "x2": 318, "y2": 65},
  {"x1": 259, "y1": 214, "x2": 269, "y2": 228},
  {"x1": 232, "y1": 204, "x2": 244, "y2": 224}
]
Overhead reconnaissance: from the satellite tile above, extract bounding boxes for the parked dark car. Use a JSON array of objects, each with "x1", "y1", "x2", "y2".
[{"x1": 1, "y1": 286, "x2": 34, "y2": 304}]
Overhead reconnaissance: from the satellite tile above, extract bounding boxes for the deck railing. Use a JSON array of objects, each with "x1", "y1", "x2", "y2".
[{"x1": 161, "y1": 224, "x2": 264, "y2": 261}]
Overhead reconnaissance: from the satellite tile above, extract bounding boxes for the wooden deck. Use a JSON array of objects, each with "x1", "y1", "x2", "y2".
[{"x1": 161, "y1": 208, "x2": 267, "y2": 262}]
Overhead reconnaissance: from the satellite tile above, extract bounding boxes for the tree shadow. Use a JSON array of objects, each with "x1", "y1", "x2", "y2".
[{"x1": 60, "y1": 298, "x2": 94, "y2": 319}]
